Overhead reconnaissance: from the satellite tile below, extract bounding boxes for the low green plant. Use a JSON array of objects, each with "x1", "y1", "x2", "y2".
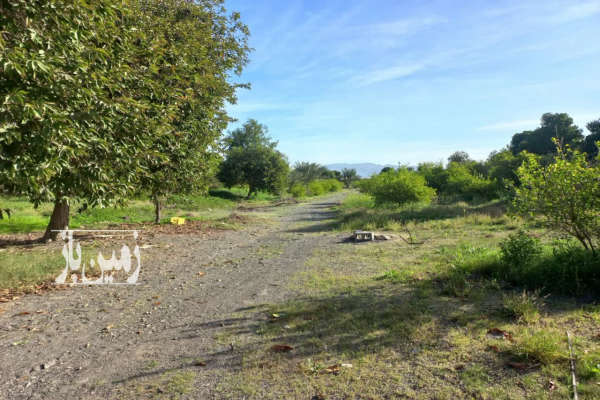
[
  {"x1": 511, "y1": 329, "x2": 566, "y2": 365},
  {"x1": 502, "y1": 290, "x2": 544, "y2": 323},
  {"x1": 290, "y1": 183, "x2": 306, "y2": 198},
  {"x1": 307, "y1": 180, "x2": 325, "y2": 196},
  {"x1": 500, "y1": 230, "x2": 542, "y2": 269}
]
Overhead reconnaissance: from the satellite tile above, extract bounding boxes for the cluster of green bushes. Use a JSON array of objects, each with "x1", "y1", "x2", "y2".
[
  {"x1": 356, "y1": 168, "x2": 435, "y2": 205},
  {"x1": 449, "y1": 231, "x2": 600, "y2": 296},
  {"x1": 290, "y1": 179, "x2": 343, "y2": 198}
]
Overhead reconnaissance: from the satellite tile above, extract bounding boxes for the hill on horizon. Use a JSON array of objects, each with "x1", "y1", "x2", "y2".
[{"x1": 326, "y1": 163, "x2": 394, "y2": 177}]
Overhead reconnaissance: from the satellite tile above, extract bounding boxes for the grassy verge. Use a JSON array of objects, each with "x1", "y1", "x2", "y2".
[{"x1": 216, "y1": 195, "x2": 600, "y2": 399}]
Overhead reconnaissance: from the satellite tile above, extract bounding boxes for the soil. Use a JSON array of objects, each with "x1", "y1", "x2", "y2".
[{"x1": 0, "y1": 193, "x2": 348, "y2": 399}]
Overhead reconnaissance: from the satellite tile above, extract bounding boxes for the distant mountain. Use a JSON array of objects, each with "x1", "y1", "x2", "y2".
[{"x1": 326, "y1": 163, "x2": 394, "y2": 178}]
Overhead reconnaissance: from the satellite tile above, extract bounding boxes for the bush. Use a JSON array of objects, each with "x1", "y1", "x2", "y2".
[
  {"x1": 290, "y1": 183, "x2": 306, "y2": 198},
  {"x1": 357, "y1": 168, "x2": 436, "y2": 206},
  {"x1": 321, "y1": 179, "x2": 343, "y2": 192},
  {"x1": 307, "y1": 180, "x2": 325, "y2": 196},
  {"x1": 443, "y1": 162, "x2": 496, "y2": 201},
  {"x1": 514, "y1": 143, "x2": 600, "y2": 252},
  {"x1": 500, "y1": 230, "x2": 542, "y2": 270}
]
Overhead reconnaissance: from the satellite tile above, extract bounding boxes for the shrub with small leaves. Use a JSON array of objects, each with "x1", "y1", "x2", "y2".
[{"x1": 500, "y1": 230, "x2": 542, "y2": 269}]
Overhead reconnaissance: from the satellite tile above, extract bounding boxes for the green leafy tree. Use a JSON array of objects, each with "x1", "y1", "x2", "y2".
[
  {"x1": 444, "y1": 162, "x2": 495, "y2": 201},
  {"x1": 289, "y1": 162, "x2": 330, "y2": 185},
  {"x1": 417, "y1": 162, "x2": 448, "y2": 192},
  {"x1": 218, "y1": 121, "x2": 288, "y2": 197},
  {"x1": 581, "y1": 119, "x2": 600, "y2": 160},
  {"x1": 131, "y1": 0, "x2": 250, "y2": 223},
  {"x1": 447, "y1": 151, "x2": 472, "y2": 164},
  {"x1": 340, "y1": 168, "x2": 358, "y2": 188},
  {"x1": 510, "y1": 113, "x2": 583, "y2": 155},
  {"x1": 486, "y1": 149, "x2": 527, "y2": 191},
  {"x1": 0, "y1": 0, "x2": 153, "y2": 239},
  {"x1": 357, "y1": 168, "x2": 435, "y2": 206},
  {"x1": 224, "y1": 119, "x2": 275, "y2": 150},
  {"x1": 514, "y1": 141, "x2": 600, "y2": 253}
]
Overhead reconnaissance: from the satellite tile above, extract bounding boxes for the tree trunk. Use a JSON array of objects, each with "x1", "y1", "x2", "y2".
[
  {"x1": 43, "y1": 199, "x2": 70, "y2": 241},
  {"x1": 153, "y1": 195, "x2": 162, "y2": 224}
]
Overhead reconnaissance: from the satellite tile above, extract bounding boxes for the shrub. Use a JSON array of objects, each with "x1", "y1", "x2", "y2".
[
  {"x1": 307, "y1": 180, "x2": 325, "y2": 196},
  {"x1": 357, "y1": 168, "x2": 435, "y2": 206},
  {"x1": 514, "y1": 142, "x2": 600, "y2": 253},
  {"x1": 443, "y1": 162, "x2": 496, "y2": 201},
  {"x1": 500, "y1": 230, "x2": 542, "y2": 270},
  {"x1": 511, "y1": 329, "x2": 567, "y2": 365},
  {"x1": 290, "y1": 183, "x2": 306, "y2": 198}
]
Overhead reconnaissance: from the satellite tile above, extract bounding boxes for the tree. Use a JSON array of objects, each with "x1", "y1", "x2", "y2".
[
  {"x1": 218, "y1": 121, "x2": 288, "y2": 197},
  {"x1": 448, "y1": 151, "x2": 472, "y2": 164},
  {"x1": 581, "y1": 119, "x2": 600, "y2": 160},
  {"x1": 510, "y1": 113, "x2": 583, "y2": 155},
  {"x1": 289, "y1": 162, "x2": 330, "y2": 185},
  {"x1": 417, "y1": 162, "x2": 448, "y2": 191},
  {"x1": 486, "y1": 149, "x2": 526, "y2": 189},
  {"x1": 131, "y1": 0, "x2": 250, "y2": 223},
  {"x1": 0, "y1": 0, "x2": 152, "y2": 239},
  {"x1": 340, "y1": 168, "x2": 358, "y2": 188},
  {"x1": 357, "y1": 168, "x2": 435, "y2": 206},
  {"x1": 514, "y1": 141, "x2": 600, "y2": 253},
  {"x1": 224, "y1": 119, "x2": 275, "y2": 150}
]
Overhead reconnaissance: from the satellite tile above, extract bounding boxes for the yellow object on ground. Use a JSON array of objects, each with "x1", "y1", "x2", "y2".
[{"x1": 170, "y1": 217, "x2": 186, "y2": 225}]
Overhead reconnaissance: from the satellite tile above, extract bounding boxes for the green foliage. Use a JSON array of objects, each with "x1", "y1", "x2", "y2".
[
  {"x1": 514, "y1": 142, "x2": 600, "y2": 252},
  {"x1": 417, "y1": 162, "x2": 449, "y2": 192},
  {"x1": 289, "y1": 162, "x2": 331, "y2": 186},
  {"x1": 341, "y1": 168, "x2": 359, "y2": 188},
  {"x1": 509, "y1": 113, "x2": 583, "y2": 155},
  {"x1": 443, "y1": 162, "x2": 496, "y2": 201},
  {"x1": 290, "y1": 183, "x2": 306, "y2": 198},
  {"x1": 502, "y1": 290, "x2": 543, "y2": 324},
  {"x1": 319, "y1": 179, "x2": 343, "y2": 192},
  {"x1": 218, "y1": 120, "x2": 289, "y2": 197},
  {"x1": 500, "y1": 231, "x2": 542, "y2": 269},
  {"x1": 0, "y1": 0, "x2": 250, "y2": 231},
  {"x1": 511, "y1": 329, "x2": 567, "y2": 365},
  {"x1": 307, "y1": 180, "x2": 326, "y2": 196},
  {"x1": 581, "y1": 119, "x2": 600, "y2": 159},
  {"x1": 357, "y1": 168, "x2": 435, "y2": 206},
  {"x1": 486, "y1": 149, "x2": 526, "y2": 190}
]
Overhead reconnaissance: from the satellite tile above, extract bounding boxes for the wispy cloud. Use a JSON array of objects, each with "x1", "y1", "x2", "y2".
[{"x1": 353, "y1": 63, "x2": 425, "y2": 86}]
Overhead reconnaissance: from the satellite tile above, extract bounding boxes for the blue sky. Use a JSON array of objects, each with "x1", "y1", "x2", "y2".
[{"x1": 224, "y1": 0, "x2": 600, "y2": 165}]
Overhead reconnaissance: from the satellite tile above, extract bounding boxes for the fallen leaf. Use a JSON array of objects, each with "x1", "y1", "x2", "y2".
[
  {"x1": 321, "y1": 364, "x2": 341, "y2": 375},
  {"x1": 197, "y1": 271, "x2": 205, "y2": 277},
  {"x1": 487, "y1": 328, "x2": 512, "y2": 341},
  {"x1": 270, "y1": 344, "x2": 293, "y2": 353},
  {"x1": 14, "y1": 311, "x2": 31, "y2": 316},
  {"x1": 153, "y1": 302, "x2": 161, "y2": 306}
]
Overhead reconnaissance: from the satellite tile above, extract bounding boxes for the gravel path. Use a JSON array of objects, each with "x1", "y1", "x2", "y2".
[{"x1": 0, "y1": 193, "x2": 348, "y2": 399}]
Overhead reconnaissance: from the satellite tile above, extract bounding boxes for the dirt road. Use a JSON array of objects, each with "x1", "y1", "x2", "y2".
[{"x1": 0, "y1": 193, "x2": 348, "y2": 399}]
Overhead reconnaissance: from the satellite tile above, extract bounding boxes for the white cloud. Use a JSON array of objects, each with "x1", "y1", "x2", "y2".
[{"x1": 354, "y1": 63, "x2": 425, "y2": 86}]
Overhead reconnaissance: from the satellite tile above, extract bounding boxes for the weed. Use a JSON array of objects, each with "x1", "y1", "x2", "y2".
[{"x1": 502, "y1": 290, "x2": 544, "y2": 324}]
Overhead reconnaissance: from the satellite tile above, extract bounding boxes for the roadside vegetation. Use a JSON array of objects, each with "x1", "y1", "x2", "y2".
[{"x1": 215, "y1": 114, "x2": 600, "y2": 399}]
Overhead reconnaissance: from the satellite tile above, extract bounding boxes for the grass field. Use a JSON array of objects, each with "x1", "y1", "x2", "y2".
[
  {"x1": 0, "y1": 187, "x2": 278, "y2": 235},
  {"x1": 219, "y1": 193, "x2": 600, "y2": 399}
]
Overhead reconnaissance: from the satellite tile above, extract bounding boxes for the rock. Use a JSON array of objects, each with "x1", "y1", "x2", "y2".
[{"x1": 41, "y1": 360, "x2": 56, "y2": 370}]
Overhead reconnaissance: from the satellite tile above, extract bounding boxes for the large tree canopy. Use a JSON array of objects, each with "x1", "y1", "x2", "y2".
[
  {"x1": 0, "y1": 0, "x2": 250, "y2": 234},
  {"x1": 130, "y1": 0, "x2": 250, "y2": 222},
  {"x1": 581, "y1": 118, "x2": 600, "y2": 159},
  {"x1": 509, "y1": 113, "x2": 583, "y2": 155}
]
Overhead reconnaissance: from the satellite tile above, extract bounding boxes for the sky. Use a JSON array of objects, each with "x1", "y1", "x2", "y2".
[{"x1": 224, "y1": 0, "x2": 600, "y2": 165}]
